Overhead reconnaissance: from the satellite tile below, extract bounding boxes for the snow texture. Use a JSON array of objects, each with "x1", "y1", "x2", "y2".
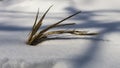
[{"x1": 0, "y1": 0, "x2": 120, "y2": 68}]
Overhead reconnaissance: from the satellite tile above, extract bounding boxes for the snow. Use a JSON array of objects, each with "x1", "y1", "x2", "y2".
[{"x1": 0, "y1": 0, "x2": 120, "y2": 68}]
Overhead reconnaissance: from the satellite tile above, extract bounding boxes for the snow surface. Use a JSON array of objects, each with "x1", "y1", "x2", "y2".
[{"x1": 0, "y1": 0, "x2": 120, "y2": 68}]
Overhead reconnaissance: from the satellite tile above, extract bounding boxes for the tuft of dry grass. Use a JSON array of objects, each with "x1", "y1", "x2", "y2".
[{"x1": 26, "y1": 6, "x2": 98, "y2": 46}]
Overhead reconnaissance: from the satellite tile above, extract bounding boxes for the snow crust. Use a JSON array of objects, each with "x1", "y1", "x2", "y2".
[{"x1": 0, "y1": 0, "x2": 120, "y2": 68}]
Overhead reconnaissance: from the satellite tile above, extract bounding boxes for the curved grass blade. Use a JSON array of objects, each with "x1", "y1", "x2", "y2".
[
  {"x1": 27, "y1": 9, "x2": 39, "y2": 43},
  {"x1": 33, "y1": 8, "x2": 39, "y2": 30},
  {"x1": 44, "y1": 30, "x2": 87, "y2": 36},
  {"x1": 54, "y1": 23, "x2": 76, "y2": 27}
]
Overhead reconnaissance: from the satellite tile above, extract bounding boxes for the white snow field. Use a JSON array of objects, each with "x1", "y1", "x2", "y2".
[{"x1": 0, "y1": 0, "x2": 120, "y2": 68}]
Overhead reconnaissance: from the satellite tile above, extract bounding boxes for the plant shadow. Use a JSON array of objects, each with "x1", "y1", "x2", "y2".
[{"x1": 61, "y1": 0, "x2": 120, "y2": 68}]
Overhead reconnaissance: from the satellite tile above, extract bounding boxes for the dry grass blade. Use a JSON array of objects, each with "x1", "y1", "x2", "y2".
[
  {"x1": 27, "y1": 9, "x2": 39, "y2": 43},
  {"x1": 44, "y1": 30, "x2": 98, "y2": 36},
  {"x1": 54, "y1": 23, "x2": 76, "y2": 27},
  {"x1": 33, "y1": 8, "x2": 39, "y2": 30},
  {"x1": 44, "y1": 30, "x2": 87, "y2": 36}
]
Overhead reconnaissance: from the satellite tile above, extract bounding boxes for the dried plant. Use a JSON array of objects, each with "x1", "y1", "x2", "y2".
[{"x1": 26, "y1": 6, "x2": 97, "y2": 46}]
